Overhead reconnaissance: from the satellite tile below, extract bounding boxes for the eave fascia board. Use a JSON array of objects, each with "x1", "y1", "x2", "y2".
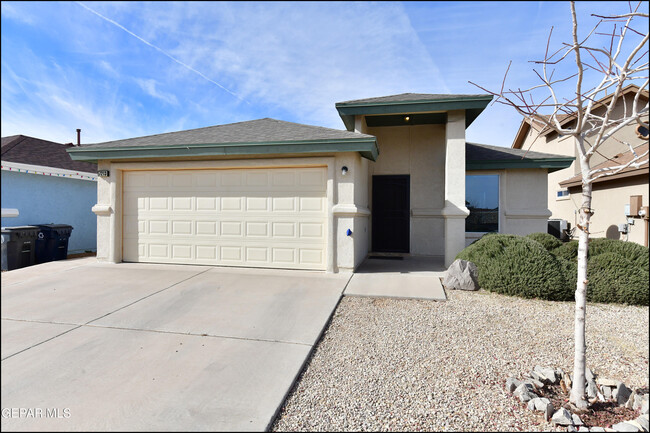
[
  {"x1": 67, "y1": 139, "x2": 379, "y2": 162},
  {"x1": 466, "y1": 157, "x2": 575, "y2": 173}
]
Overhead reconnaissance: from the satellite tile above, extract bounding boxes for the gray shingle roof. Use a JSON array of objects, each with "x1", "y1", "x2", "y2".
[
  {"x1": 336, "y1": 93, "x2": 491, "y2": 106},
  {"x1": 1, "y1": 135, "x2": 97, "y2": 172},
  {"x1": 466, "y1": 142, "x2": 570, "y2": 161},
  {"x1": 82, "y1": 118, "x2": 374, "y2": 149}
]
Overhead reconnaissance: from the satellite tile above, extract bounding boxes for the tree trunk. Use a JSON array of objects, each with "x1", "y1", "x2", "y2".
[{"x1": 570, "y1": 151, "x2": 592, "y2": 410}]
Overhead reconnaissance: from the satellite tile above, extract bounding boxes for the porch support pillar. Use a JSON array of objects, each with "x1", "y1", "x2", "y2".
[{"x1": 442, "y1": 110, "x2": 469, "y2": 267}]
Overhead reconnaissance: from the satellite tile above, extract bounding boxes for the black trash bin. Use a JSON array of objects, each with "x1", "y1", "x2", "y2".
[
  {"x1": 1, "y1": 226, "x2": 40, "y2": 270},
  {"x1": 35, "y1": 224, "x2": 74, "y2": 264}
]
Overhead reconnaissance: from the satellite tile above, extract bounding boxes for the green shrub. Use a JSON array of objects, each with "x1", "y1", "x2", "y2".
[
  {"x1": 588, "y1": 238, "x2": 650, "y2": 270},
  {"x1": 456, "y1": 234, "x2": 573, "y2": 301},
  {"x1": 587, "y1": 252, "x2": 649, "y2": 306},
  {"x1": 526, "y1": 232, "x2": 563, "y2": 251},
  {"x1": 552, "y1": 240, "x2": 579, "y2": 262}
]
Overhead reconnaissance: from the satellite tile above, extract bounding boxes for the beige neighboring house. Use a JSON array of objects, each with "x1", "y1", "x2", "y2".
[
  {"x1": 68, "y1": 92, "x2": 573, "y2": 272},
  {"x1": 511, "y1": 84, "x2": 650, "y2": 247}
]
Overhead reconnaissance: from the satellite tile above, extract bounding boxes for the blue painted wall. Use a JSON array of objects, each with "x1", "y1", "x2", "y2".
[{"x1": 1, "y1": 170, "x2": 97, "y2": 253}]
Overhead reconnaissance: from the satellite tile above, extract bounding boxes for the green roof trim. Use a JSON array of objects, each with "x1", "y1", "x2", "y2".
[
  {"x1": 466, "y1": 158, "x2": 575, "y2": 173},
  {"x1": 68, "y1": 138, "x2": 379, "y2": 162},
  {"x1": 335, "y1": 94, "x2": 493, "y2": 131}
]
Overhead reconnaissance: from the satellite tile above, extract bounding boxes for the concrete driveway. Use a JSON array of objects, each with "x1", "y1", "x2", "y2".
[{"x1": 1, "y1": 258, "x2": 349, "y2": 431}]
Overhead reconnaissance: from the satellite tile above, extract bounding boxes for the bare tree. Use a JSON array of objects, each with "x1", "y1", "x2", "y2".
[{"x1": 471, "y1": 1, "x2": 648, "y2": 409}]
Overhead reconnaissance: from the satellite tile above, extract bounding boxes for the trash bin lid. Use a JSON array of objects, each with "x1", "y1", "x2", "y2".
[{"x1": 1, "y1": 226, "x2": 41, "y2": 238}]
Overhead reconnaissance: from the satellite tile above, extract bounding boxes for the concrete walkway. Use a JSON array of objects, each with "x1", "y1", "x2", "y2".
[
  {"x1": 344, "y1": 256, "x2": 447, "y2": 300},
  {"x1": 1, "y1": 259, "x2": 348, "y2": 431}
]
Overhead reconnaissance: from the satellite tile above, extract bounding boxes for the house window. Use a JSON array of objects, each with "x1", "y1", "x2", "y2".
[
  {"x1": 557, "y1": 189, "x2": 570, "y2": 200},
  {"x1": 466, "y1": 175, "x2": 499, "y2": 233}
]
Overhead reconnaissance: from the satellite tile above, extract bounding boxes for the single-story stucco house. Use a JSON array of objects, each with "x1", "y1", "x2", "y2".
[
  {"x1": 68, "y1": 93, "x2": 574, "y2": 272},
  {"x1": 2, "y1": 135, "x2": 98, "y2": 254}
]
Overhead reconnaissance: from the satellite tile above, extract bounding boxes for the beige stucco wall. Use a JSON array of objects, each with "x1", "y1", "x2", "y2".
[
  {"x1": 365, "y1": 123, "x2": 447, "y2": 258},
  {"x1": 564, "y1": 176, "x2": 648, "y2": 246},
  {"x1": 465, "y1": 168, "x2": 551, "y2": 246},
  {"x1": 516, "y1": 92, "x2": 649, "y2": 246},
  {"x1": 93, "y1": 153, "x2": 370, "y2": 273}
]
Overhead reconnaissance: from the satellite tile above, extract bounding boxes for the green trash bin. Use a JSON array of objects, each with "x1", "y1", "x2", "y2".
[
  {"x1": 35, "y1": 224, "x2": 74, "y2": 264},
  {"x1": 1, "y1": 226, "x2": 40, "y2": 270}
]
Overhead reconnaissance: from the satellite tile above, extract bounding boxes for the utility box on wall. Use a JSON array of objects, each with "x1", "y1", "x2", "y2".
[{"x1": 630, "y1": 195, "x2": 643, "y2": 216}]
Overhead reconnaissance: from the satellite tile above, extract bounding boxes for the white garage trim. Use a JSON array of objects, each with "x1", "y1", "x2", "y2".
[{"x1": 104, "y1": 157, "x2": 336, "y2": 271}]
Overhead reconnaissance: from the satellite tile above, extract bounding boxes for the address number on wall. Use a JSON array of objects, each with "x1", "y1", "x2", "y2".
[{"x1": 97, "y1": 170, "x2": 110, "y2": 177}]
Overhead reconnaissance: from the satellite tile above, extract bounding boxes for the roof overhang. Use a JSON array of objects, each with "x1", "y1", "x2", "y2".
[
  {"x1": 67, "y1": 138, "x2": 379, "y2": 163},
  {"x1": 1, "y1": 160, "x2": 98, "y2": 181},
  {"x1": 466, "y1": 157, "x2": 574, "y2": 173},
  {"x1": 335, "y1": 95, "x2": 493, "y2": 131},
  {"x1": 560, "y1": 166, "x2": 649, "y2": 188}
]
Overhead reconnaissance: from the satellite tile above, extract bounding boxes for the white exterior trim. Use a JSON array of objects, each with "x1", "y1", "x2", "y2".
[{"x1": 1, "y1": 160, "x2": 97, "y2": 181}]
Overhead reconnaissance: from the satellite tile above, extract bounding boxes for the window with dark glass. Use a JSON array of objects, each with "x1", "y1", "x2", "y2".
[{"x1": 465, "y1": 175, "x2": 499, "y2": 232}]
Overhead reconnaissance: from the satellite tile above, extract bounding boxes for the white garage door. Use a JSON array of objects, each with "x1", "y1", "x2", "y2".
[{"x1": 122, "y1": 167, "x2": 327, "y2": 270}]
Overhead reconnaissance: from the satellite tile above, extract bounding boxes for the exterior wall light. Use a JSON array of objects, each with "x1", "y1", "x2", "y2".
[
  {"x1": 341, "y1": 166, "x2": 348, "y2": 175},
  {"x1": 404, "y1": 115, "x2": 410, "y2": 122}
]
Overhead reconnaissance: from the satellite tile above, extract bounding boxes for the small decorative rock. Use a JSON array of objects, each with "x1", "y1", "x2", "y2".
[
  {"x1": 586, "y1": 367, "x2": 595, "y2": 382},
  {"x1": 534, "y1": 365, "x2": 557, "y2": 384},
  {"x1": 612, "y1": 421, "x2": 640, "y2": 432},
  {"x1": 505, "y1": 377, "x2": 521, "y2": 393},
  {"x1": 587, "y1": 379, "x2": 599, "y2": 399},
  {"x1": 442, "y1": 259, "x2": 479, "y2": 291},
  {"x1": 590, "y1": 427, "x2": 606, "y2": 432},
  {"x1": 598, "y1": 378, "x2": 619, "y2": 387},
  {"x1": 636, "y1": 414, "x2": 649, "y2": 431},
  {"x1": 614, "y1": 383, "x2": 633, "y2": 406},
  {"x1": 544, "y1": 401, "x2": 554, "y2": 421},
  {"x1": 603, "y1": 386, "x2": 613, "y2": 400},
  {"x1": 572, "y1": 414, "x2": 584, "y2": 426},
  {"x1": 551, "y1": 408, "x2": 574, "y2": 426},
  {"x1": 513, "y1": 383, "x2": 537, "y2": 403}
]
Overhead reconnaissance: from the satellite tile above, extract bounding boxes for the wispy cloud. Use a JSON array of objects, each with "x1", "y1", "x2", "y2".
[
  {"x1": 134, "y1": 78, "x2": 178, "y2": 106},
  {"x1": 75, "y1": 1, "x2": 249, "y2": 105}
]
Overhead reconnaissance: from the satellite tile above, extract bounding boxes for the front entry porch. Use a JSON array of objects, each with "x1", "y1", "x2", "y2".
[{"x1": 344, "y1": 256, "x2": 447, "y2": 300}]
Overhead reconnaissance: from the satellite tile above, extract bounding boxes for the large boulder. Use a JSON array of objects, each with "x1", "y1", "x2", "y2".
[{"x1": 443, "y1": 259, "x2": 480, "y2": 291}]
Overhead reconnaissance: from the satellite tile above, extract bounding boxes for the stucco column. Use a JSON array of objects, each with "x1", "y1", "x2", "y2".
[{"x1": 442, "y1": 110, "x2": 469, "y2": 267}]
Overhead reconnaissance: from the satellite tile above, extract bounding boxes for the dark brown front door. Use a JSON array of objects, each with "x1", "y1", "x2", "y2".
[{"x1": 372, "y1": 175, "x2": 410, "y2": 253}]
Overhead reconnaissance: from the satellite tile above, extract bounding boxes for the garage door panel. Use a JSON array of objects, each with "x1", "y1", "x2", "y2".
[{"x1": 123, "y1": 167, "x2": 327, "y2": 270}]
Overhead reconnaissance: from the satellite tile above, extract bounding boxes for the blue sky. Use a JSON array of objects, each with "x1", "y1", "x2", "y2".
[{"x1": 1, "y1": 1, "x2": 647, "y2": 146}]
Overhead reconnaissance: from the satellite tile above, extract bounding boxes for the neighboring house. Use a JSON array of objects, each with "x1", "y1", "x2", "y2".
[
  {"x1": 68, "y1": 93, "x2": 573, "y2": 272},
  {"x1": 511, "y1": 84, "x2": 649, "y2": 247},
  {"x1": 1, "y1": 135, "x2": 98, "y2": 254}
]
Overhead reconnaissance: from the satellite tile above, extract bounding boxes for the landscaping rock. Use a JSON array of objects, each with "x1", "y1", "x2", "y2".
[
  {"x1": 572, "y1": 414, "x2": 584, "y2": 426},
  {"x1": 626, "y1": 392, "x2": 637, "y2": 409},
  {"x1": 598, "y1": 378, "x2": 620, "y2": 387},
  {"x1": 551, "y1": 408, "x2": 574, "y2": 426},
  {"x1": 513, "y1": 383, "x2": 537, "y2": 403},
  {"x1": 591, "y1": 428, "x2": 606, "y2": 432},
  {"x1": 587, "y1": 379, "x2": 599, "y2": 399},
  {"x1": 442, "y1": 259, "x2": 479, "y2": 291},
  {"x1": 614, "y1": 383, "x2": 633, "y2": 406},
  {"x1": 505, "y1": 377, "x2": 521, "y2": 393},
  {"x1": 567, "y1": 426, "x2": 577, "y2": 432},
  {"x1": 612, "y1": 421, "x2": 640, "y2": 432},
  {"x1": 527, "y1": 397, "x2": 551, "y2": 412},
  {"x1": 585, "y1": 367, "x2": 595, "y2": 382},
  {"x1": 544, "y1": 401, "x2": 554, "y2": 422},
  {"x1": 636, "y1": 414, "x2": 648, "y2": 431},
  {"x1": 603, "y1": 386, "x2": 613, "y2": 400},
  {"x1": 534, "y1": 365, "x2": 557, "y2": 384}
]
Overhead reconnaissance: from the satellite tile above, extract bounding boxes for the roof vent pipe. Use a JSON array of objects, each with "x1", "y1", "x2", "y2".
[{"x1": 76, "y1": 129, "x2": 81, "y2": 146}]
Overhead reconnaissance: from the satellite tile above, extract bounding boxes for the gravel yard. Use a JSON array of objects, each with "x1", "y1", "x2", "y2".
[{"x1": 272, "y1": 289, "x2": 649, "y2": 432}]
